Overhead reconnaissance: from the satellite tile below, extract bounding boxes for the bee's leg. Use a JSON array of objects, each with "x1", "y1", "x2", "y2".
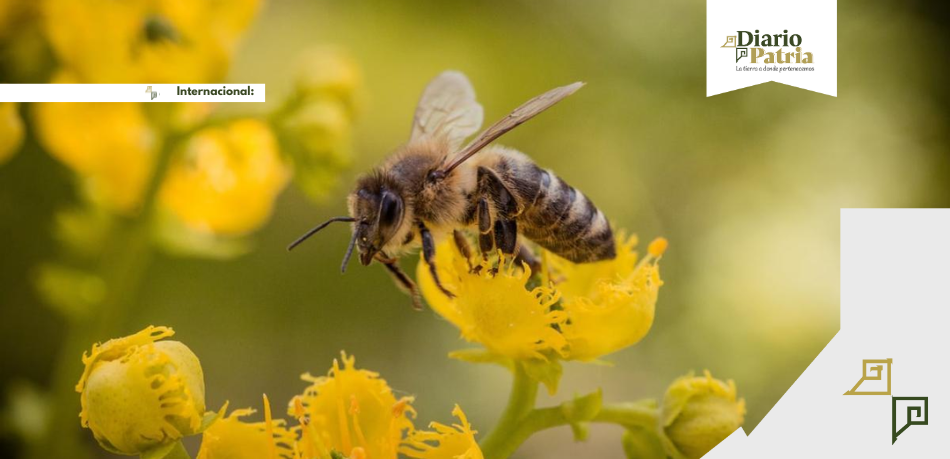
[
  {"x1": 453, "y1": 230, "x2": 475, "y2": 272},
  {"x1": 477, "y1": 197, "x2": 494, "y2": 258},
  {"x1": 419, "y1": 222, "x2": 455, "y2": 298},
  {"x1": 494, "y1": 218, "x2": 518, "y2": 256},
  {"x1": 515, "y1": 245, "x2": 542, "y2": 275},
  {"x1": 378, "y1": 256, "x2": 423, "y2": 310},
  {"x1": 477, "y1": 167, "x2": 520, "y2": 257}
]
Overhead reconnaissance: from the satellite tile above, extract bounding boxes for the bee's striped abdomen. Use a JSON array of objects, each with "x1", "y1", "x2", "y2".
[
  {"x1": 473, "y1": 149, "x2": 611, "y2": 263},
  {"x1": 517, "y1": 168, "x2": 615, "y2": 262}
]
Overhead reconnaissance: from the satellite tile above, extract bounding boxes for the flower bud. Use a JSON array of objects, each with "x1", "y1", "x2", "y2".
[
  {"x1": 660, "y1": 371, "x2": 745, "y2": 459},
  {"x1": 294, "y1": 47, "x2": 361, "y2": 107},
  {"x1": 76, "y1": 326, "x2": 206, "y2": 455},
  {"x1": 281, "y1": 99, "x2": 351, "y2": 158}
]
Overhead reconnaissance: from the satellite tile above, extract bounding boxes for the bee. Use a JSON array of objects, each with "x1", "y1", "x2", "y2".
[{"x1": 289, "y1": 71, "x2": 615, "y2": 308}]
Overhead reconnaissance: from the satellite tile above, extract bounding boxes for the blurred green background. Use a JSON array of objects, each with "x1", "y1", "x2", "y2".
[{"x1": 2, "y1": 0, "x2": 948, "y2": 457}]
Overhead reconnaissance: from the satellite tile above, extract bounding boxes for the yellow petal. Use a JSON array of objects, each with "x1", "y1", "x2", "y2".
[
  {"x1": 197, "y1": 397, "x2": 296, "y2": 459},
  {"x1": 291, "y1": 353, "x2": 415, "y2": 459},
  {"x1": 554, "y1": 234, "x2": 665, "y2": 361},
  {"x1": 401, "y1": 405, "x2": 483, "y2": 459},
  {"x1": 417, "y1": 240, "x2": 567, "y2": 361}
]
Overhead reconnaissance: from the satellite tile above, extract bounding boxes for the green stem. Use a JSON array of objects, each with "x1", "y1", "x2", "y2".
[
  {"x1": 27, "y1": 134, "x2": 179, "y2": 459},
  {"x1": 478, "y1": 362, "x2": 539, "y2": 458},
  {"x1": 481, "y1": 400, "x2": 659, "y2": 459},
  {"x1": 594, "y1": 402, "x2": 659, "y2": 428}
]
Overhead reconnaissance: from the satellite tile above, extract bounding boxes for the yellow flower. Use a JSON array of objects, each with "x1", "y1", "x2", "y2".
[
  {"x1": 76, "y1": 326, "x2": 207, "y2": 455},
  {"x1": 0, "y1": 102, "x2": 24, "y2": 165},
  {"x1": 417, "y1": 233, "x2": 664, "y2": 362},
  {"x1": 34, "y1": 73, "x2": 157, "y2": 213},
  {"x1": 553, "y1": 235, "x2": 666, "y2": 361},
  {"x1": 401, "y1": 405, "x2": 483, "y2": 459},
  {"x1": 417, "y1": 241, "x2": 567, "y2": 361},
  {"x1": 197, "y1": 395, "x2": 296, "y2": 459},
  {"x1": 290, "y1": 353, "x2": 415, "y2": 459},
  {"x1": 43, "y1": 0, "x2": 261, "y2": 83},
  {"x1": 159, "y1": 119, "x2": 289, "y2": 235},
  {"x1": 660, "y1": 371, "x2": 745, "y2": 459}
]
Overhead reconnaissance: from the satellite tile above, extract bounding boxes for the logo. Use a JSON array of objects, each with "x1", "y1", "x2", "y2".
[
  {"x1": 145, "y1": 85, "x2": 158, "y2": 100},
  {"x1": 722, "y1": 30, "x2": 814, "y2": 68},
  {"x1": 706, "y1": 0, "x2": 835, "y2": 96},
  {"x1": 843, "y1": 358, "x2": 929, "y2": 444},
  {"x1": 843, "y1": 358, "x2": 891, "y2": 395},
  {"x1": 892, "y1": 397, "x2": 928, "y2": 444}
]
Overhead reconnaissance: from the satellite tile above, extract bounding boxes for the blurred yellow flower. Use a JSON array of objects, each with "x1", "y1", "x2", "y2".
[
  {"x1": 197, "y1": 396, "x2": 296, "y2": 459},
  {"x1": 660, "y1": 370, "x2": 745, "y2": 459},
  {"x1": 417, "y1": 242, "x2": 567, "y2": 361},
  {"x1": 295, "y1": 47, "x2": 362, "y2": 109},
  {"x1": 554, "y1": 235, "x2": 666, "y2": 361},
  {"x1": 160, "y1": 119, "x2": 289, "y2": 235},
  {"x1": 43, "y1": 0, "x2": 261, "y2": 83},
  {"x1": 34, "y1": 73, "x2": 158, "y2": 213},
  {"x1": 291, "y1": 353, "x2": 415, "y2": 459},
  {"x1": 401, "y1": 405, "x2": 483, "y2": 459},
  {"x1": 0, "y1": 102, "x2": 24, "y2": 165},
  {"x1": 76, "y1": 326, "x2": 207, "y2": 455},
  {"x1": 282, "y1": 99, "x2": 352, "y2": 160}
]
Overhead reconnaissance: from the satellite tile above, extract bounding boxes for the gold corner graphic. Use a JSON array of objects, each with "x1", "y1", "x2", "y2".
[
  {"x1": 721, "y1": 35, "x2": 736, "y2": 48},
  {"x1": 844, "y1": 358, "x2": 892, "y2": 395}
]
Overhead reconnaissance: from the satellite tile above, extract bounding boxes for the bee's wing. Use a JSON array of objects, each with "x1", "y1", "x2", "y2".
[
  {"x1": 437, "y1": 81, "x2": 584, "y2": 176},
  {"x1": 410, "y1": 71, "x2": 484, "y2": 150}
]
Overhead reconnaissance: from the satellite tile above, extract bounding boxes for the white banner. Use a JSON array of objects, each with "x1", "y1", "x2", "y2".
[
  {"x1": 0, "y1": 84, "x2": 266, "y2": 102},
  {"x1": 707, "y1": 209, "x2": 947, "y2": 457},
  {"x1": 707, "y1": 0, "x2": 837, "y2": 97}
]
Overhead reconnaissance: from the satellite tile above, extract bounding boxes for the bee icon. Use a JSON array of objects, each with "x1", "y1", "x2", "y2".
[{"x1": 289, "y1": 71, "x2": 616, "y2": 308}]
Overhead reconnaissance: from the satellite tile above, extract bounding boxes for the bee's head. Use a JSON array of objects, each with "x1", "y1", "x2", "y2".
[
  {"x1": 286, "y1": 171, "x2": 405, "y2": 273},
  {"x1": 348, "y1": 172, "x2": 406, "y2": 267}
]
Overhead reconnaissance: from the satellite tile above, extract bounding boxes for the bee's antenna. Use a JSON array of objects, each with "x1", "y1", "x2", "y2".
[
  {"x1": 287, "y1": 216, "x2": 356, "y2": 251},
  {"x1": 340, "y1": 229, "x2": 359, "y2": 273}
]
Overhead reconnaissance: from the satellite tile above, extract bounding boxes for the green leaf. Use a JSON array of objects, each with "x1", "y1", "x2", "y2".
[
  {"x1": 140, "y1": 441, "x2": 179, "y2": 459},
  {"x1": 522, "y1": 358, "x2": 563, "y2": 395},
  {"x1": 561, "y1": 389, "x2": 603, "y2": 441},
  {"x1": 622, "y1": 427, "x2": 666, "y2": 459},
  {"x1": 54, "y1": 205, "x2": 115, "y2": 259},
  {"x1": 570, "y1": 422, "x2": 590, "y2": 442},
  {"x1": 197, "y1": 401, "x2": 230, "y2": 433},
  {"x1": 34, "y1": 264, "x2": 106, "y2": 319}
]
